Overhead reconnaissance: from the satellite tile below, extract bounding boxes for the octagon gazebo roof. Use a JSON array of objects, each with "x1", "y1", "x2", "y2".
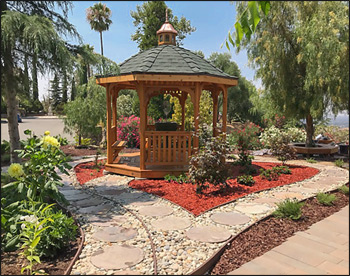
[{"x1": 96, "y1": 44, "x2": 238, "y2": 83}]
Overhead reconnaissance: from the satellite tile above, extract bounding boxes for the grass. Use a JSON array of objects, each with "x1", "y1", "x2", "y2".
[
  {"x1": 273, "y1": 198, "x2": 304, "y2": 220},
  {"x1": 316, "y1": 192, "x2": 337, "y2": 206},
  {"x1": 305, "y1": 157, "x2": 317, "y2": 163}
]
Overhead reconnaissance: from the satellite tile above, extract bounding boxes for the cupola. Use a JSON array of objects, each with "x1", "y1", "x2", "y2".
[{"x1": 156, "y1": 8, "x2": 178, "y2": 46}]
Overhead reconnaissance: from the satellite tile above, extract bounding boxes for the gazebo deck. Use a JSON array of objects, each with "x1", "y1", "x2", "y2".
[{"x1": 106, "y1": 151, "x2": 189, "y2": 178}]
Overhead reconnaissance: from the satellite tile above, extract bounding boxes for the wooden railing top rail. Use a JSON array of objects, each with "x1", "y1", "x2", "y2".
[{"x1": 145, "y1": 131, "x2": 193, "y2": 135}]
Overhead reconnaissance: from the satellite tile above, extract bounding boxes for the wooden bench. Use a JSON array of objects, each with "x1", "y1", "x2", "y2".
[{"x1": 111, "y1": 140, "x2": 127, "y2": 162}]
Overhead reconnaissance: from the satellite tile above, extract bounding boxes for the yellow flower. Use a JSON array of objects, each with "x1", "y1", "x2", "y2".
[
  {"x1": 44, "y1": 131, "x2": 50, "y2": 136},
  {"x1": 42, "y1": 135, "x2": 60, "y2": 149},
  {"x1": 8, "y1": 163, "x2": 24, "y2": 179}
]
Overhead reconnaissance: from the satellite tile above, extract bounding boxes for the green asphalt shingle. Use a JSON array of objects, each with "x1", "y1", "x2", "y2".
[{"x1": 96, "y1": 45, "x2": 238, "y2": 80}]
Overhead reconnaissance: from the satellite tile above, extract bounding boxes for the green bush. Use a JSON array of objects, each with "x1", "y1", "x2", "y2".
[
  {"x1": 273, "y1": 198, "x2": 304, "y2": 220},
  {"x1": 338, "y1": 185, "x2": 349, "y2": 195},
  {"x1": 259, "y1": 168, "x2": 279, "y2": 181},
  {"x1": 237, "y1": 175, "x2": 255, "y2": 186},
  {"x1": 164, "y1": 173, "x2": 189, "y2": 184},
  {"x1": 272, "y1": 165, "x2": 292, "y2": 175},
  {"x1": 316, "y1": 193, "x2": 337, "y2": 206},
  {"x1": 189, "y1": 134, "x2": 231, "y2": 194},
  {"x1": 305, "y1": 158, "x2": 317, "y2": 163},
  {"x1": 239, "y1": 164, "x2": 257, "y2": 175},
  {"x1": 334, "y1": 159, "x2": 344, "y2": 168},
  {"x1": 36, "y1": 207, "x2": 77, "y2": 258}
]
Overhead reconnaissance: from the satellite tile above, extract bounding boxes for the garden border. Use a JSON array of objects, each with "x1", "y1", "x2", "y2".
[{"x1": 188, "y1": 182, "x2": 349, "y2": 275}]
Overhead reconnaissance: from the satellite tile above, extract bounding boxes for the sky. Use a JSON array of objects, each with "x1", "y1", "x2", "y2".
[{"x1": 38, "y1": 1, "x2": 260, "y2": 98}]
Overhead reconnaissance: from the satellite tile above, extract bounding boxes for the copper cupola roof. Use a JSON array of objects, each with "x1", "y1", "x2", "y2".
[{"x1": 157, "y1": 8, "x2": 177, "y2": 45}]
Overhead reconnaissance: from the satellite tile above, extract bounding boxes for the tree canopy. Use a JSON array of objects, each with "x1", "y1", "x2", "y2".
[
  {"x1": 86, "y1": 2, "x2": 112, "y2": 56},
  {"x1": 235, "y1": 1, "x2": 349, "y2": 146},
  {"x1": 130, "y1": 1, "x2": 196, "y2": 50}
]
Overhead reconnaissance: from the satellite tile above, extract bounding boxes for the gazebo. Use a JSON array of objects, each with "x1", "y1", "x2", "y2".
[{"x1": 96, "y1": 12, "x2": 238, "y2": 178}]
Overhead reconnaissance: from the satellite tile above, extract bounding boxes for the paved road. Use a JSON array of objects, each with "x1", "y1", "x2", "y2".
[{"x1": 1, "y1": 116, "x2": 75, "y2": 142}]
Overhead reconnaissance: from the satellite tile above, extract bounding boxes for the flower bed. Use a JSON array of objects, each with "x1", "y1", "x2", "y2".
[
  {"x1": 129, "y1": 162, "x2": 319, "y2": 216},
  {"x1": 73, "y1": 160, "x2": 319, "y2": 216},
  {"x1": 74, "y1": 160, "x2": 106, "y2": 185}
]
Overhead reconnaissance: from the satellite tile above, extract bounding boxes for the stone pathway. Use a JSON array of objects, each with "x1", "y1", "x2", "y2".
[{"x1": 56, "y1": 156, "x2": 348, "y2": 275}]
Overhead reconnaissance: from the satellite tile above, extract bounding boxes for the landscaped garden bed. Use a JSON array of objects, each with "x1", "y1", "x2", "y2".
[{"x1": 210, "y1": 184, "x2": 349, "y2": 275}]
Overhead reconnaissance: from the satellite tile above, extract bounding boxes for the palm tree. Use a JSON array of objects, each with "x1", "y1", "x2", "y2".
[{"x1": 86, "y1": 2, "x2": 112, "y2": 56}]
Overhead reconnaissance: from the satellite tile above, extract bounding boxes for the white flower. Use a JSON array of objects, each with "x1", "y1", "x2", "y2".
[{"x1": 21, "y1": 223, "x2": 26, "y2": 230}]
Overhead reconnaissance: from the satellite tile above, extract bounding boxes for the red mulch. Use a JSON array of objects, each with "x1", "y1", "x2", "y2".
[
  {"x1": 74, "y1": 159, "x2": 106, "y2": 185},
  {"x1": 73, "y1": 161, "x2": 319, "y2": 216},
  {"x1": 129, "y1": 162, "x2": 319, "y2": 216}
]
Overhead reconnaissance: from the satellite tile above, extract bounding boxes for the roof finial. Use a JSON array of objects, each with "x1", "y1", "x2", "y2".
[{"x1": 165, "y1": 7, "x2": 168, "y2": 22}]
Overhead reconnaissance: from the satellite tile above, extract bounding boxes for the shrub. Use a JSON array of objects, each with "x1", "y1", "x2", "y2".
[
  {"x1": 189, "y1": 134, "x2": 231, "y2": 194},
  {"x1": 314, "y1": 125, "x2": 349, "y2": 144},
  {"x1": 334, "y1": 159, "x2": 344, "y2": 168},
  {"x1": 228, "y1": 122, "x2": 262, "y2": 167},
  {"x1": 239, "y1": 164, "x2": 257, "y2": 175},
  {"x1": 1, "y1": 130, "x2": 71, "y2": 204},
  {"x1": 305, "y1": 158, "x2": 317, "y2": 163},
  {"x1": 237, "y1": 175, "x2": 255, "y2": 186},
  {"x1": 74, "y1": 136, "x2": 91, "y2": 147},
  {"x1": 54, "y1": 134, "x2": 69, "y2": 146},
  {"x1": 117, "y1": 115, "x2": 140, "y2": 148},
  {"x1": 268, "y1": 131, "x2": 297, "y2": 165},
  {"x1": 316, "y1": 193, "x2": 337, "y2": 206},
  {"x1": 272, "y1": 165, "x2": 291, "y2": 175},
  {"x1": 259, "y1": 168, "x2": 279, "y2": 181},
  {"x1": 164, "y1": 173, "x2": 189, "y2": 184},
  {"x1": 259, "y1": 126, "x2": 306, "y2": 148},
  {"x1": 338, "y1": 185, "x2": 349, "y2": 195},
  {"x1": 273, "y1": 198, "x2": 304, "y2": 220}
]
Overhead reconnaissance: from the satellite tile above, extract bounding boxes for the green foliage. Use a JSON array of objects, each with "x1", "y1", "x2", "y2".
[
  {"x1": 314, "y1": 124, "x2": 349, "y2": 144},
  {"x1": 189, "y1": 135, "x2": 231, "y2": 194},
  {"x1": 273, "y1": 198, "x2": 304, "y2": 220},
  {"x1": 273, "y1": 165, "x2": 292, "y2": 175},
  {"x1": 86, "y1": 2, "x2": 112, "y2": 56},
  {"x1": 63, "y1": 77, "x2": 106, "y2": 145},
  {"x1": 334, "y1": 159, "x2": 344, "y2": 168},
  {"x1": 305, "y1": 158, "x2": 317, "y2": 164},
  {"x1": 117, "y1": 93, "x2": 135, "y2": 118},
  {"x1": 208, "y1": 52, "x2": 263, "y2": 124},
  {"x1": 49, "y1": 73, "x2": 62, "y2": 112},
  {"x1": 259, "y1": 126, "x2": 306, "y2": 148},
  {"x1": 225, "y1": 1, "x2": 270, "y2": 49},
  {"x1": 170, "y1": 90, "x2": 213, "y2": 132},
  {"x1": 316, "y1": 193, "x2": 337, "y2": 206},
  {"x1": 164, "y1": 173, "x2": 189, "y2": 184},
  {"x1": 18, "y1": 202, "x2": 54, "y2": 275},
  {"x1": 130, "y1": 1, "x2": 196, "y2": 50},
  {"x1": 237, "y1": 175, "x2": 255, "y2": 186},
  {"x1": 54, "y1": 135, "x2": 69, "y2": 146},
  {"x1": 259, "y1": 168, "x2": 279, "y2": 181},
  {"x1": 268, "y1": 131, "x2": 297, "y2": 165},
  {"x1": 36, "y1": 207, "x2": 77, "y2": 258},
  {"x1": 228, "y1": 122, "x2": 262, "y2": 167},
  {"x1": 74, "y1": 136, "x2": 91, "y2": 147},
  {"x1": 236, "y1": 1, "x2": 349, "y2": 147},
  {"x1": 1, "y1": 130, "x2": 71, "y2": 204},
  {"x1": 338, "y1": 185, "x2": 349, "y2": 195}
]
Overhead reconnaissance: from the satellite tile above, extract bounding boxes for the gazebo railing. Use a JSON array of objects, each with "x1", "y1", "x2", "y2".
[{"x1": 144, "y1": 131, "x2": 193, "y2": 166}]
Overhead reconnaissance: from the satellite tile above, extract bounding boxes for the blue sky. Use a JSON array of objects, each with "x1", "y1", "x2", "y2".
[{"x1": 38, "y1": 1, "x2": 260, "y2": 97}]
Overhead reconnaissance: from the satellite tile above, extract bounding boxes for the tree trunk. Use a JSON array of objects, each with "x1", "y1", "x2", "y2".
[
  {"x1": 99, "y1": 31, "x2": 104, "y2": 56},
  {"x1": 3, "y1": 46, "x2": 21, "y2": 163},
  {"x1": 32, "y1": 53, "x2": 39, "y2": 101},
  {"x1": 305, "y1": 113, "x2": 314, "y2": 147}
]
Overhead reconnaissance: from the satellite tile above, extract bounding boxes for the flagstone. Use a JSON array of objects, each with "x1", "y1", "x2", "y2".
[
  {"x1": 138, "y1": 205, "x2": 173, "y2": 217},
  {"x1": 90, "y1": 245, "x2": 144, "y2": 269},
  {"x1": 151, "y1": 216, "x2": 191, "y2": 230},
  {"x1": 234, "y1": 203, "x2": 272, "y2": 214},
  {"x1": 186, "y1": 226, "x2": 231, "y2": 243},
  {"x1": 92, "y1": 226, "x2": 137, "y2": 242},
  {"x1": 211, "y1": 212, "x2": 251, "y2": 226},
  {"x1": 78, "y1": 204, "x2": 113, "y2": 215}
]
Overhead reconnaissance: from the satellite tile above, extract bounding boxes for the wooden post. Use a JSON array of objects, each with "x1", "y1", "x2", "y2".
[
  {"x1": 106, "y1": 84, "x2": 113, "y2": 164},
  {"x1": 212, "y1": 89, "x2": 218, "y2": 137},
  {"x1": 137, "y1": 83, "x2": 146, "y2": 170},
  {"x1": 112, "y1": 88, "x2": 118, "y2": 143},
  {"x1": 193, "y1": 83, "x2": 202, "y2": 150},
  {"x1": 180, "y1": 93, "x2": 187, "y2": 131},
  {"x1": 222, "y1": 86, "x2": 228, "y2": 134}
]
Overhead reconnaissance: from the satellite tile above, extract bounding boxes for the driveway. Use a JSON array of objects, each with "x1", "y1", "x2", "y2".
[{"x1": 1, "y1": 116, "x2": 75, "y2": 142}]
